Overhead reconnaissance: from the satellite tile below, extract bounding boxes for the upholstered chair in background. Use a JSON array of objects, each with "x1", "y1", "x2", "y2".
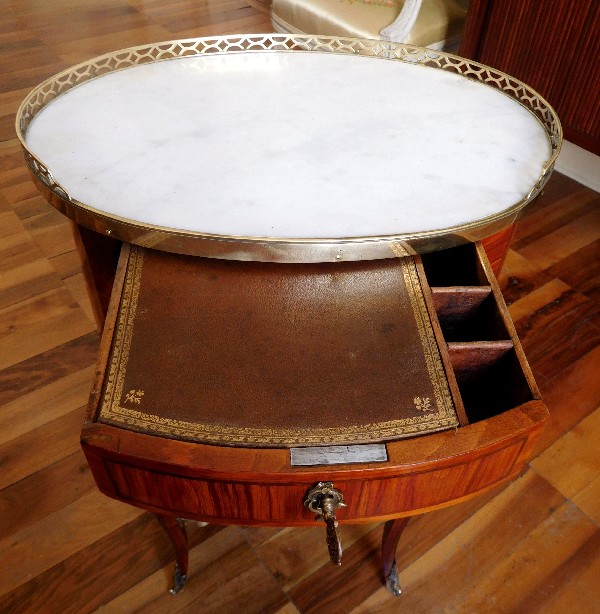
[{"x1": 271, "y1": 0, "x2": 469, "y2": 51}]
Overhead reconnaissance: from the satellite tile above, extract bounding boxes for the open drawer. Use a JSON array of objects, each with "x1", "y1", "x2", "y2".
[{"x1": 81, "y1": 241, "x2": 546, "y2": 527}]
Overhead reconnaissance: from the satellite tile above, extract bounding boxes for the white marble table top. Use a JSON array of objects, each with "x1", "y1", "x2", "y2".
[{"x1": 25, "y1": 51, "x2": 551, "y2": 242}]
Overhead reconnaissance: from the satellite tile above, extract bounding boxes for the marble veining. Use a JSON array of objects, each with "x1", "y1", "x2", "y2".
[{"x1": 25, "y1": 52, "x2": 551, "y2": 239}]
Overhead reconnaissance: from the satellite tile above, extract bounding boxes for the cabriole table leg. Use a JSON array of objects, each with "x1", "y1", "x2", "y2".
[
  {"x1": 154, "y1": 513, "x2": 189, "y2": 594},
  {"x1": 382, "y1": 517, "x2": 411, "y2": 596}
]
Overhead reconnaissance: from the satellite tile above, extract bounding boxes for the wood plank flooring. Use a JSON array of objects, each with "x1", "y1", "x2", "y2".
[{"x1": 1, "y1": 1, "x2": 599, "y2": 612}]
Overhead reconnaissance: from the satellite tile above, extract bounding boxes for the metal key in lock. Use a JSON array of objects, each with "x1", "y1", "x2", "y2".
[{"x1": 304, "y1": 482, "x2": 347, "y2": 565}]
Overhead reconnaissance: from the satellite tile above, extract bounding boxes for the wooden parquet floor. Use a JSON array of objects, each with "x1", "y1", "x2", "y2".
[{"x1": 1, "y1": 1, "x2": 599, "y2": 612}]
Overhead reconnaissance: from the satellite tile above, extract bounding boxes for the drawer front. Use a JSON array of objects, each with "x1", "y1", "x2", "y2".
[{"x1": 85, "y1": 432, "x2": 533, "y2": 525}]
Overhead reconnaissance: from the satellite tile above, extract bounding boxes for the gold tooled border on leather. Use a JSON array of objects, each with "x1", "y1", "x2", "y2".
[{"x1": 99, "y1": 246, "x2": 458, "y2": 445}]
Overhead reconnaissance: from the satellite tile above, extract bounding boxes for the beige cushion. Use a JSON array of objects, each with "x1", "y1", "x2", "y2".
[{"x1": 271, "y1": 0, "x2": 467, "y2": 49}]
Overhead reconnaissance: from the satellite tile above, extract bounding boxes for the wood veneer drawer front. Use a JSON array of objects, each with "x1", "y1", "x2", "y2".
[{"x1": 82, "y1": 425, "x2": 542, "y2": 525}]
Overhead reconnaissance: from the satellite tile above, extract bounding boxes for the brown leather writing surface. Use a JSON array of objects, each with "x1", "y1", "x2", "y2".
[{"x1": 98, "y1": 246, "x2": 458, "y2": 446}]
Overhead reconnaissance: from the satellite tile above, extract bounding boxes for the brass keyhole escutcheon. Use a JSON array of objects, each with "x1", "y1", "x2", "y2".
[{"x1": 304, "y1": 482, "x2": 347, "y2": 566}]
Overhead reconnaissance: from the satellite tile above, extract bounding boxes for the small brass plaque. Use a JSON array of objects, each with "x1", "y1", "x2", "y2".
[{"x1": 290, "y1": 444, "x2": 388, "y2": 466}]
